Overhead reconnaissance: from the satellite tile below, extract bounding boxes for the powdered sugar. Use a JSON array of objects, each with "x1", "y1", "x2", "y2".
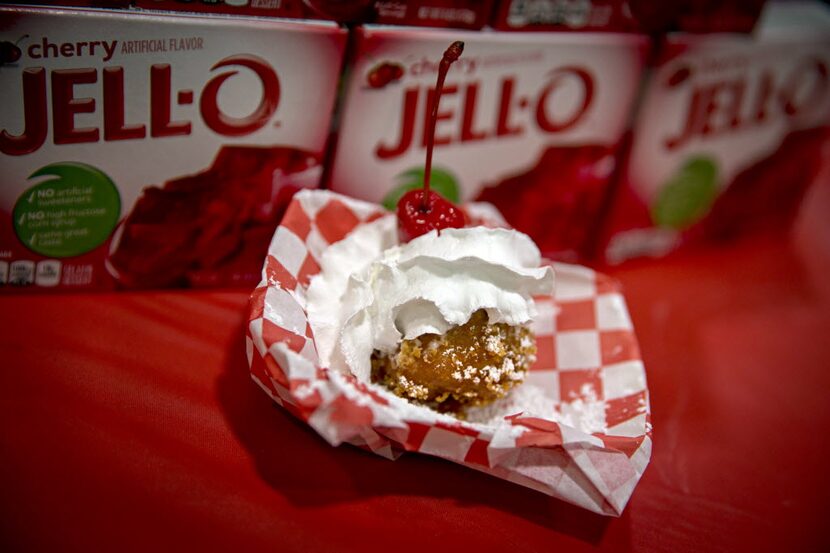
[
  {"x1": 485, "y1": 334, "x2": 502, "y2": 354},
  {"x1": 396, "y1": 374, "x2": 429, "y2": 401},
  {"x1": 557, "y1": 383, "x2": 607, "y2": 434},
  {"x1": 465, "y1": 381, "x2": 608, "y2": 434},
  {"x1": 466, "y1": 383, "x2": 555, "y2": 425}
]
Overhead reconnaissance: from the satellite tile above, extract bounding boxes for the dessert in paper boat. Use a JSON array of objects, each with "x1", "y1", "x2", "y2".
[
  {"x1": 246, "y1": 189, "x2": 652, "y2": 516},
  {"x1": 308, "y1": 214, "x2": 554, "y2": 416}
]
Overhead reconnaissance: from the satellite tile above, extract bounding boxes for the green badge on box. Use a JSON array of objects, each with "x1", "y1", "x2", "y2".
[
  {"x1": 13, "y1": 162, "x2": 121, "y2": 258},
  {"x1": 652, "y1": 156, "x2": 719, "y2": 230}
]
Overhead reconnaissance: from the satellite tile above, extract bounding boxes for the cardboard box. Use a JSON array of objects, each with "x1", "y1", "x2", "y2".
[
  {"x1": 136, "y1": 0, "x2": 494, "y2": 29},
  {"x1": 601, "y1": 2, "x2": 830, "y2": 263},
  {"x1": 353, "y1": 0, "x2": 495, "y2": 29},
  {"x1": 0, "y1": 6, "x2": 347, "y2": 291},
  {"x1": 134, "y1": 0, "x2": 313, "y2": 20},
  {"x1": 6, "y1": 1, "x2": 130, "y2": 8},
  {"x1": 491, "y1": 0, "x2": 638, "y2": 32},
  {"x1": 328, "y1": 25, "x2": 649, "y2": 261},
  {"x1": 490, "y1": 0, "x2": 765, "y2": 33}
]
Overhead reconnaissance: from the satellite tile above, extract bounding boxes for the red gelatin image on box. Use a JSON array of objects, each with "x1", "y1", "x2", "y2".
[
  {"x1": 107, "y1": 146, "x2": 319, "y2": 289},
  {"x1": 477, "y1": 145, "x2": 616, "y2": 259},
  {"x1": 692, "y1": 126, "x2": 829, "y2": 243}
]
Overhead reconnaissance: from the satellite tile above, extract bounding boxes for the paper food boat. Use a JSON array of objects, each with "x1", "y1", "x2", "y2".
[{"x1": 246, "y1": 190, "x2": 651, "y2": 516}]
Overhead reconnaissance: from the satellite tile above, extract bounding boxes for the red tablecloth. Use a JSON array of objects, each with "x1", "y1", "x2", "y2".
[{"x1": 2, "y1": 236, "x2": 829, "y2": 553}]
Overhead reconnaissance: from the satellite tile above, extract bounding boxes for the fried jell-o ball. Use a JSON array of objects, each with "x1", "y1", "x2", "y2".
[{"x1": 371, "y1": 310, "x2": 537, "y2": 414}]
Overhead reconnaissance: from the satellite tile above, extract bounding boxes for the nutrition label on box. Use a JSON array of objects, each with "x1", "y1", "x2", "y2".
[
  {"x1": 9, "y1": 260, "x2": 35, "y2": 286},
  {"x1": 0, "y1": 259, "x2": 63, "y2": 287}
]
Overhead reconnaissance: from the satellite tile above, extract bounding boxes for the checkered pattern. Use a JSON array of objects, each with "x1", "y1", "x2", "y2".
[{"x1": 247, "y1": 190, "x2": 652, "y2": 516}]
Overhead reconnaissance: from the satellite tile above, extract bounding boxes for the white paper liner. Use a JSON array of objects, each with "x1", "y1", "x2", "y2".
[{"x1": 247, "y1": 190, "x2": 652, "y2": 516}]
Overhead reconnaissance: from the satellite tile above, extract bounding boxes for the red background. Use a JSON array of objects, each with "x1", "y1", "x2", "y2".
[{"x1": 2, "y1": 233, "x2": 830, "y2": 552}]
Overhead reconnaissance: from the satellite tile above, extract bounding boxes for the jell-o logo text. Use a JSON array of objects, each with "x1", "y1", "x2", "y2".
[
  {"x1": 1, "y1": 53, "x2": 281, "y2": 156},
  {"x1": 376, "y1": 65, "x2": 595, "y2": 159},
  {"x1": 663, "y1": 56, "x2": 828, "y2": 151}
]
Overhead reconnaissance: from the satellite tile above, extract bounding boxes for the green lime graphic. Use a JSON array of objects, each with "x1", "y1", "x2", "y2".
[
  {"x1": 652, "y1": 157, "x2": 719, "y2": 230},
  {"x1": 13, "y1": 162, "x2": 121, "y2": 258},
  {"x1": 382, "y1": 166, "x2": 461, "y2": 211}
]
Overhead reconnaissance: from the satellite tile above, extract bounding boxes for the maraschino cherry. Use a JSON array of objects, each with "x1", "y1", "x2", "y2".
[{"x1": 397, "y1": 41, "x2": 466, "y2": 242}]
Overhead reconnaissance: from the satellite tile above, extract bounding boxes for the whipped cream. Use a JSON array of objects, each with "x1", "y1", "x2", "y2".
[{"x1": 306, "y1": 216, "x2": 555, "y2": 382}]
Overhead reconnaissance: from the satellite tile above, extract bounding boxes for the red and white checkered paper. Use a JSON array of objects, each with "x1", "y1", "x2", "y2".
[{"x1": 246, "y1": 190, "x2": 652, "y2": 516}]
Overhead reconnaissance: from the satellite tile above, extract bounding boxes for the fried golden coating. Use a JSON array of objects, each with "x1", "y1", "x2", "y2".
[{"x1": 371, "y1": 310, "x2": 537, "y2": 414}]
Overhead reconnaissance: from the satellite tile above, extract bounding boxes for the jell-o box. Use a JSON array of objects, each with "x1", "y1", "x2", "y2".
[
  {"x1": 5, "y1": 1, "x2": 130, "y2": 9},
  {"x1": 134, "y1": 0, "x2": 494, "y2": 30},
  {"x1": 490, "y1": 0, "x2": 766, "y2": 33},
  {"x1": 0, "y1": 6, "x2": 346, "y2": 292},
  {"x1": 490, "y1": 0, "x2": 639, "y2": 32},
  {"x1": 600, "y1": 1, "x2": 830, "y2": 263},
  {"x1": 303, "y1": 0, "x2": 495, "y2": 29},
  {"x1": 328, "y1": 25, "x2": 650, "y2": 262}
]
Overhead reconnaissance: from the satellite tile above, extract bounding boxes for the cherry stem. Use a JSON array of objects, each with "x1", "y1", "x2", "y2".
[
  {"x1": 15, "y1": 34, "x2": 29, "y2": 46},
  {"x1": 422, "y1": 40, "x2": 464, "y2": 211}
]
